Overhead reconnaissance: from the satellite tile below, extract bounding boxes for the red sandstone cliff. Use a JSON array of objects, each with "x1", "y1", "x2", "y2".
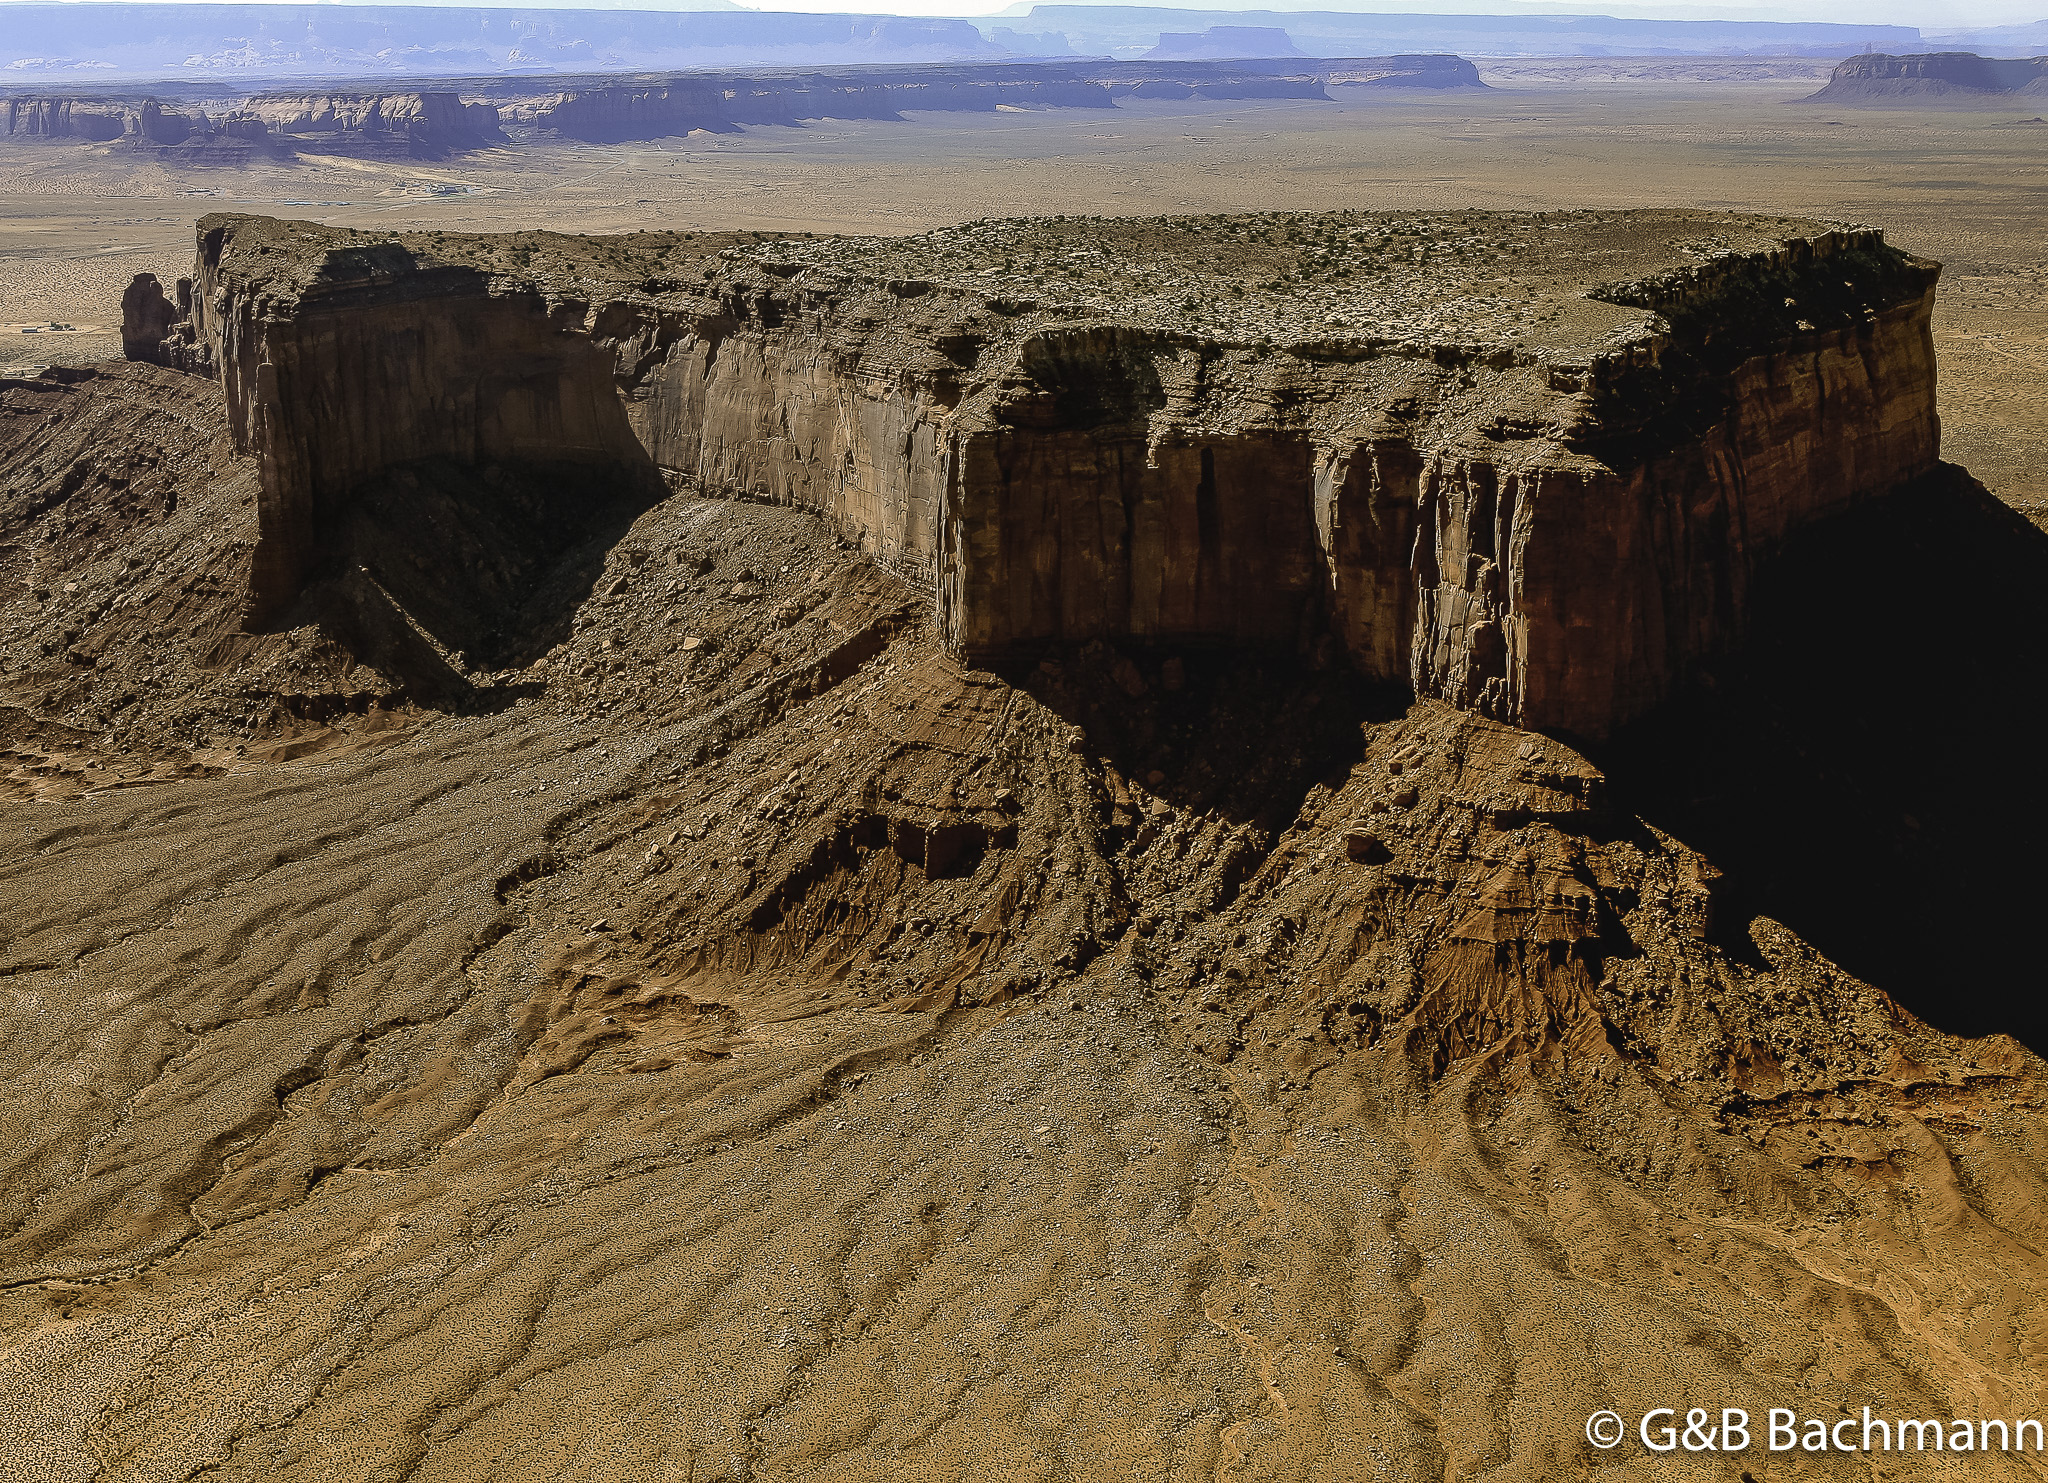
[{"x1": 126, "y1": 210, "x2": 1939, "y2": 740}]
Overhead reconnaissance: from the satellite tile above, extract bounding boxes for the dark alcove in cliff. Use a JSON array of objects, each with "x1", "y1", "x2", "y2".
[
  {"x1": 288, "y1": 455, "x2": 664, "y2": 704},
  {"x1": 1602, "y1": 464, "x2": 2048, "y2": 1054}
]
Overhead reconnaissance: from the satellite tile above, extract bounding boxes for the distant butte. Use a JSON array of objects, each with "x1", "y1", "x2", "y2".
[
  {"x1": 1805, "y1": 50, "x2": 2048, "y2": 104},
  {"x1": 0, "y1": 57, "x2": 1482, "y2": 159},
  {"x1": 125, "y1": 208, "x2": 1939, "y2": 739}
]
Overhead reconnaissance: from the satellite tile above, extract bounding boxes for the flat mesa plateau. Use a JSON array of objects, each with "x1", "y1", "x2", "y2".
[
  {"x1": 2, "y1": 63, "x2": 2044, "y2": 514},
  {"x1": 3, "y1": 67, "x2": 2048, "y2": 1483}
]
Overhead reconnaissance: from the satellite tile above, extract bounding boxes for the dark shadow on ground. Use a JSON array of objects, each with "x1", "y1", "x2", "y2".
[
  {"x1": 1007, "y1": 639, "x2": 1408, "y2": 834},
  {"x1": 291, "y1": 455, "x2": 664, "y2": 709},
  {"x1": 1601, "y1": 464, "x2": 2048, "y2": 1055}
]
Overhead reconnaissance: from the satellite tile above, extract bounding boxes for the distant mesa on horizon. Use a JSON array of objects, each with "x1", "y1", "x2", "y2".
[
  {"x1": 1002, "y1": 6, "x2": 1925, "y2": 61},
  {"x1": 0, "y1": 55, "x2": 1485, "y2": 158},
  {"x1": 985, "y1": 26, "x2": 1079, "y2": 58},
  {"x1": 1, "y1": 89, "x2": 504, "y2": 162},
  {"x1": 0, "y1": 1, "x2": 1943, "y2": 81},
  {"x1": 0, "y1": 2, "x2": 1012, "y2": 80},
  {"x1": 1805, "y1": 50, "x2": 2048, "y2": 104},
  {"x1": 1146, "y1": 27, "x2": 1303, "y2": 62}
]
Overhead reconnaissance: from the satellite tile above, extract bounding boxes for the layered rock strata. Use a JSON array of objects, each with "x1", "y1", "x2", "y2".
[
  {"x1": 496, "y1": 57, "x2": 1477, "y2": 141},
  {"x1": 1, "y1": 95, "x2": 131, "y2": 141},
  {"x1": 3, "y1": 89, "x2": 502, "y2": 158},
  {"x1": 502, "y1": 67, "x2": 1120, "y2": 140},
  {"x1": 4, "y1": 58, "x2": 1479, "y2": 160},
  {"x1": 128, "y1": 208, "x2": 1939, "y2": 739},
  {"x1": 242, "y1": 90, "x2": 505, "y2": 156},
  {"x1": 1807, "y1": 50, "x2": 2048, "y2": 101},
  {"x1": 1, "y1": 94, "x2": 279, "y2": 160}
]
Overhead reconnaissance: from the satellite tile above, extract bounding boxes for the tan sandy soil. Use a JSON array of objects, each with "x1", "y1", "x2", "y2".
[
  {"x1": 3, "y1": 360, "x2": 2048, "y2": 1483},
  {"x1": 3, "y1": 69, "x2": 2048, "y2": 1481}
]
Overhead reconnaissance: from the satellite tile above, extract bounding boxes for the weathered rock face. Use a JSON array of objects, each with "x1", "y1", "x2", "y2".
[
  {"x1": 154, "y1": 221, "x2": 656, "y2": 615},
  {"x1": 505, "y1": 68, "x2": 1119, "y2": 141},
  {"x1": 133, "y1": 209, "x2": 1939, "y2": 739},
  {"x1": 242, "y1": 90, "x2": 505, "y2": 157},
  {"x1": 1322, "y1": 53, "x2": 1485, "y2": 87},
  {"x1": 6, "y1": 60, "x2": 1480, "y2": 161},
  {"x1": 1, "y1": 89, "x2": 500, "y2": 158},
  {"x1": 1807, "y1": 50, "x2": 2048, "y2": 101},
  {"x1": 498, "y1": 58, "x2": 1478, "y2": 141},
  {"x1": 1, "y1": 94, "x2": 256, "y2": 156},
  {"x1": 1, "y1": 95, "x2": 129, "y2": 141},
  {"x1": 19, "y1": 335, "x2": 2048, "y2": 1483},
  {"x1": 119, "y1": 273, "x2": 179, "y2": 361}
]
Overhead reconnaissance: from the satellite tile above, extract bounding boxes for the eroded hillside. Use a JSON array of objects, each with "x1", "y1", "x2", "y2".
[{"x1": 2, "y1": 261, "x2": 2047, "y2": 1479}]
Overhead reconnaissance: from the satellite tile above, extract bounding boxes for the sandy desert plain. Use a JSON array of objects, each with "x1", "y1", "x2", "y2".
[{"x1": 3, "y1": 53, "x2": 2048, "y2": 1483}]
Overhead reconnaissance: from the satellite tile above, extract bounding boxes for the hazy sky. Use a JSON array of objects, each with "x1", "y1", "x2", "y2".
[
  {"x1": 725, "y1": 0, "x2": 2045, "y2": 27},
  {"x1": 2, "y1": 0, "x2": 2039, "y2": 34}
]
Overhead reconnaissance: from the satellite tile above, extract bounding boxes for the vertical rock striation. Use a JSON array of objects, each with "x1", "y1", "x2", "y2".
[
  {"x1": 129, "y1": 209, "x2": 1939, "y2": 738},
  {"x1": 241, "y1": 91, "x2": 506, "y2": 156},
  {"x1": 3, "y1": 90, "x2": 502, "y2": 158},
  {"x1": 153, "y1": 219, "x2": 658, "y2": 614}
]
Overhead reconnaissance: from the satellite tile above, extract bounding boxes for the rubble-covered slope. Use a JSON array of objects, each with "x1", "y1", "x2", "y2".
[{"x1": 2, "y1": 342, "x2": 2047, "y2": 1478}]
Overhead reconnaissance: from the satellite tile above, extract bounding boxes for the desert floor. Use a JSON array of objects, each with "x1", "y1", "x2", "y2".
[{"x1": 5, "y1": 59, "x2": 2048, "y2": 1483}]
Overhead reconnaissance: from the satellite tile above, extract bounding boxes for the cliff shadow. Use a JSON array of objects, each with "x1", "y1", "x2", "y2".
[
  {"x1": 1600, "y1": 464, "x2": 2048, "y2": 1054},
  {"x1": 1011, "y1": 639, "x2": 1408, "y2": 835},
  {"x1": 286, "y1": 455, "x2": 665, "y2": 706}
]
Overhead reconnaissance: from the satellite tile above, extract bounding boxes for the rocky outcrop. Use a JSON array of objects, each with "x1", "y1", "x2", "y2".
[
  {"x1": 2, "y1": 94, "x2": 268, "y2": 158},
  {"x1": 132, "y1": 209, "x2": 1939, "y2": 740},
  {"x1": 1320, "y1": 53, "x2": 1486, "y2": 88},
  {"x1": 1807, "y1": 51, "x2": 2048, "y2": 101},
  {"x1": 242, "y1": 91, "x2": 505, "y2": 157},
  {"x1": 119, "y1": 274, "x2": 179, "y2": 362},
  {"x1": 6, "y1": 59, "x2": 1479, "y2": 161},
  {"x1": 1086, "y1": 62, "x2": 1328, "y2": 101},
  {"x1": 1146, "y1": 28, "x2": 1304, "y2": 60},
  {"x1": 505, "y1": 68, "x2": 1117, "y2": 141},
  {"x1": 2, "y1": 89, "x2": 499, "y2": 158},
  {"x1": 17, "y1": 312, "x2": 2048, "y2": 1483},
  {"x1": 503, "y1": 58, "x2": 1480, "y2": 140},
  {"x1": 148, "y1": 221, "x2": 656, "y2": 616},
  {"x1": 1, "y1": 96, "x2": 129, "y2": 141}
]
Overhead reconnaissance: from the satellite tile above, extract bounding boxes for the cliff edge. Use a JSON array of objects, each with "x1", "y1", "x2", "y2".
[
  {"x1": 125, "y1": 208, "x2": 1940, "y2": 739},
  {"x1": 2, "y1": 89, "x2": 501, "y2": 159}
]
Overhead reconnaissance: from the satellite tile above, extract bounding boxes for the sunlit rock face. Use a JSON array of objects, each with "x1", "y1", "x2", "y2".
[{"x1": 131, "y1": 208, "x2": 1939, "y2": 738}]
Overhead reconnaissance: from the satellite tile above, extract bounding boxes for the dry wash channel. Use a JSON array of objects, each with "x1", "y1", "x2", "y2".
[{"x1": 0, "y1": 210, "x2": 2040, "y2": 1482}]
